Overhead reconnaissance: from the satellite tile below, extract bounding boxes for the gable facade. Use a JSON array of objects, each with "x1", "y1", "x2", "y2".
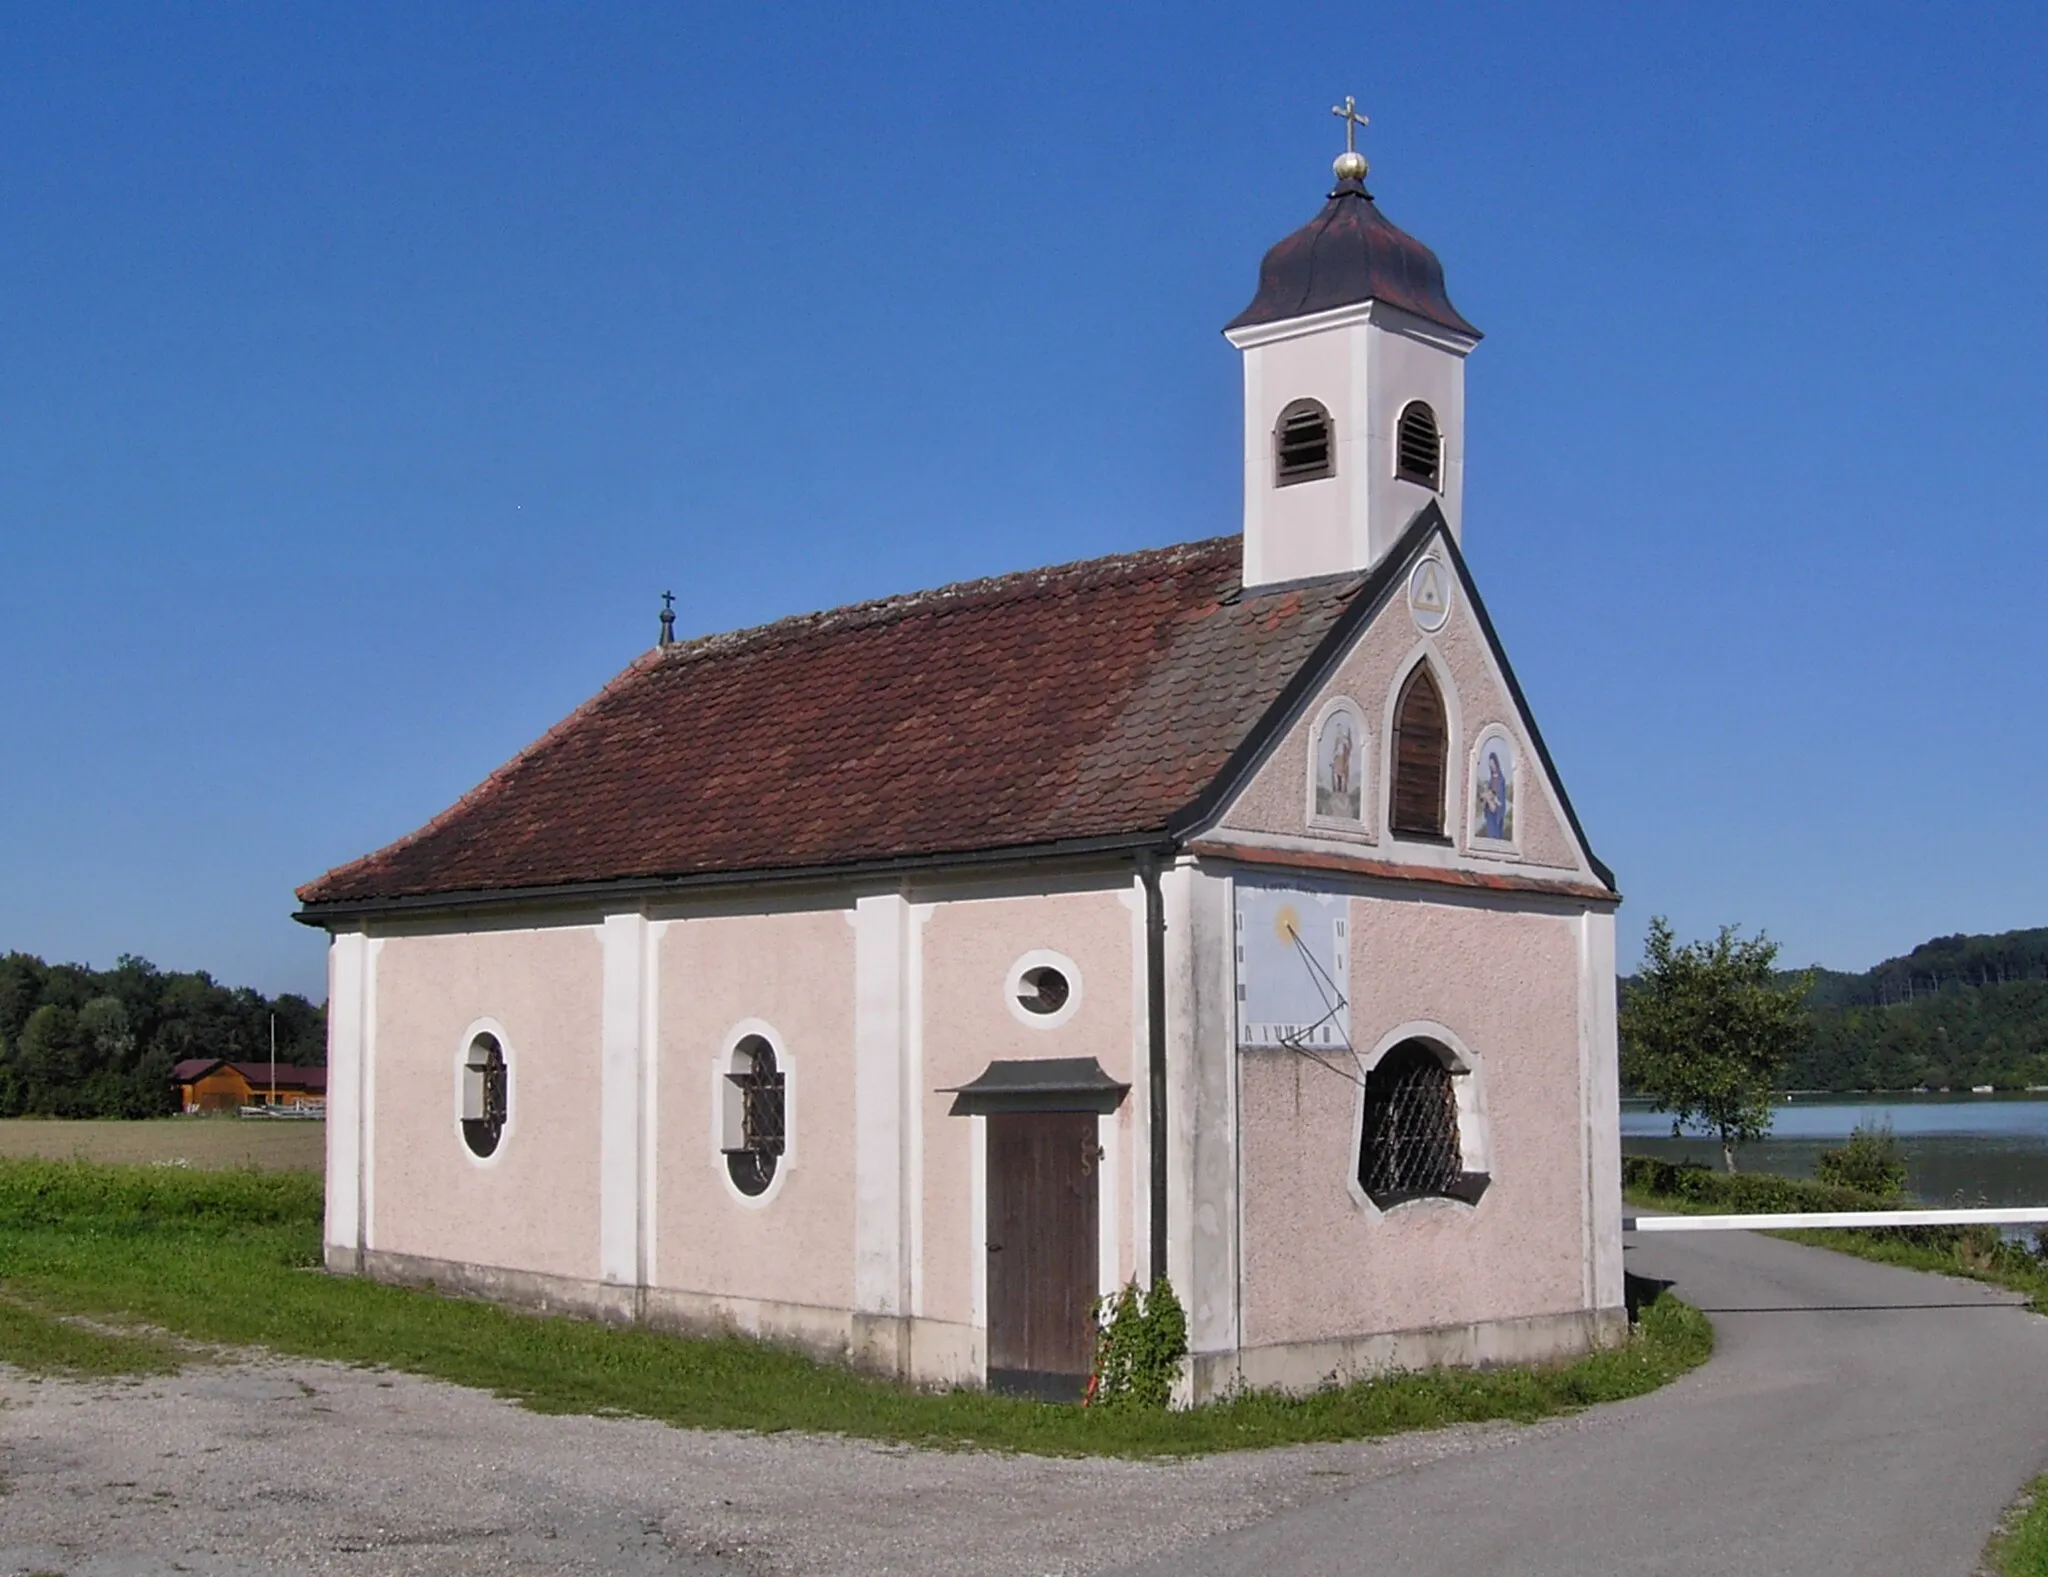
[{"x1": 1209, "y1": 520, "x2": 1595, "y2": 885}]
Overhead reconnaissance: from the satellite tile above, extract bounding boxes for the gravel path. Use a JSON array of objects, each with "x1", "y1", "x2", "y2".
[{"x1": 0, "y1": 1352, "x2": 1545, "y2": 1576}]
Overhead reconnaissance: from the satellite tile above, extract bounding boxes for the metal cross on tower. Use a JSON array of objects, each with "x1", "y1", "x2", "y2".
[
  {"x1": 1329, "y1": 97, "x2": 1370, "y2": 183},
  {"x1": 1330, "y1": 95, "x2": 1369, "y2": 154}
]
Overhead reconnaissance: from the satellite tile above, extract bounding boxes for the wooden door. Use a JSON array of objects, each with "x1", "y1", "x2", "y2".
[{"x1": 986, "y1": 1111, "x2": 1099, "y2": 1400}]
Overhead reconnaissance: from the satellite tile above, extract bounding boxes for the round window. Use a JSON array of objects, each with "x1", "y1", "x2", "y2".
[{"x1": 1016, "y1": 966, "x2": 1071, "y2": 1016}]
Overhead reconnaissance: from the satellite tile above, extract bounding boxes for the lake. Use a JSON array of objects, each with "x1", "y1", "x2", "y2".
[{"x1": 1621, "y1": 1095, "x2": 2048, "y2": 1207}]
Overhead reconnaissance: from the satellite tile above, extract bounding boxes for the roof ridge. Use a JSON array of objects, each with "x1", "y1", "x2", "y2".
[{"x1": 657, "y1": 535, "x2": 1241, "y2": 665}]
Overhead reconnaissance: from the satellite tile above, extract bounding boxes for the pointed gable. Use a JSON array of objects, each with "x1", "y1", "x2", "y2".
[{"x1": 1202, "y1": 508, "x2": 1615, "y2": 898}]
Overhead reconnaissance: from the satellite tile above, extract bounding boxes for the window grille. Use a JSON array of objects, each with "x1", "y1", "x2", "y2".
[
  {"x1": 1357, "y1": 1040, "x2": 1464, "y2": 1207},
  {"x1": 1396, "y1": 401, "x2": 1441, "y2": 489},
  {"x1": 1390, "y1": 663, "x2": 1448, "y2": 837},
  {"x1": 724, "y1": 1037, "x2": 786, "y2": 1197},
  {"x1": 1274, "y1": 399, "x2": 1335, "y2": 485},
  {"x1": 462, "y1": 1034, "x2": 507, "y2": 1158}
]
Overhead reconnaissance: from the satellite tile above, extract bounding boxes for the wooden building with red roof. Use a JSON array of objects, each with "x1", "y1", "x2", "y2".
[
  {"x1": 173, "y1": 1059, "x2": 327, "y2": 1113},
  {"x1": 297, "y1": 124, "x2": 1624, "y2": 1400}
]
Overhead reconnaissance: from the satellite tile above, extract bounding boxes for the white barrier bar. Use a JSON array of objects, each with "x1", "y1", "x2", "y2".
[{"x1": 1625, "y1": 1207, "x2": 2048, "y2": 1233}]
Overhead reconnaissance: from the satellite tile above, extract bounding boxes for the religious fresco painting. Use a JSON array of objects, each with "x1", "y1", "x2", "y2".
[
  {"x1": 1473, "y1": 733, "x2": 1516, "y2": 844},
  {"x1": 1407, "y1": 555, "x2": 1451, "y2": 633},
  {"x1": 1312, "y1": 708, "x2": 1363, "y2": 822}
]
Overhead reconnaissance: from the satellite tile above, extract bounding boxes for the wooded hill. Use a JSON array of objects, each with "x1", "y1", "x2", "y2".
[
  {"x1": 1788, "y1": 928, "x2": 2048, "y2": 1092},
  {"x1": 0, "y1": 952, "x2": 325, "y2": 1118}
]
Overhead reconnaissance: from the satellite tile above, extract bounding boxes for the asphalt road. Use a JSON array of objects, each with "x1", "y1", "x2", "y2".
[{"x1": 1112, "y1": 1229, "x2": 2048, "y2": 1577}]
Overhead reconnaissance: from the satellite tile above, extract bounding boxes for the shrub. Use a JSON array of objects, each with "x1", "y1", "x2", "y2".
[
  {"x1": 1621, "y1": 1154, "x2": 1893, "y2": 1214},
  {"x1": 1087, "y1": 1277, "x2": 1188, "y2": 1410},
  {"x1": 1815, "y1": 1120, "x2": 1908, "y2": 1199},
  {"x1": 1624, "y1": 1153, "x2": 2048, "y2": 1275}
]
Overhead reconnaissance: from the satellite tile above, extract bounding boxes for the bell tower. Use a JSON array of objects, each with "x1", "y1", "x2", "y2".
[{"x1": 1224, "y1": 101, "x2": 1481, "y2": 591}]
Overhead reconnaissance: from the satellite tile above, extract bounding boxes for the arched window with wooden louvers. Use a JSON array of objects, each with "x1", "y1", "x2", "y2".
[
  {"x1": 1395, "y1": 401, "x2": 1441, "y2": 490},
  {"x1": 1273, "y1": 399, "x2": 1335, "y2": 486},
  {"x1": 1390, "y1": 662, "x2": 1449, "y2": 838}
]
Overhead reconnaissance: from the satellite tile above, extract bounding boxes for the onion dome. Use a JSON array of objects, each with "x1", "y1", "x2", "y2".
[{"x1": 1226, "y1": 165, "x2": 1481, "y2": 340}]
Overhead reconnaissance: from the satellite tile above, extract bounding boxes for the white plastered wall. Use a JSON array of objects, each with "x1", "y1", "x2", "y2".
[
  {"x1": 324, "y1": 928, "x2": 368, "y2": 1264},
  {"x1": 1578, "y1": 908, "x2": 1624, "y2": 1314},
  {"x1": 1167, "y1": 861, "x2": 1242, "y2": 1363},
  {"x1": 1231, "y1": 301, "x2": 1472, "y2": 589}
]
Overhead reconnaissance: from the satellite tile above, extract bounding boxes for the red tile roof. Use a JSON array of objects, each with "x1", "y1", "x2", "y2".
[{"x1": 298, "y1": 537, "x2": 1370, "y2": 909}]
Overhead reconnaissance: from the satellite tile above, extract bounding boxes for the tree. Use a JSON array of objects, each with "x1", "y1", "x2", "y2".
[
  {"x1": 1621, "y1": 917, "x2": 1812, "y2": 1172},
  {"x1": 0, "y1": 951, "x2": 325, "y2": 1117},
  {"x1": 16, "y1": 1004, "x2": 82, "y2": 1116}
]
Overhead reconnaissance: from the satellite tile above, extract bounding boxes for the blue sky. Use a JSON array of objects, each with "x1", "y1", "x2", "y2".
[{"x1": 3, "y1": 2, "x2": 2043, "y2": 999}]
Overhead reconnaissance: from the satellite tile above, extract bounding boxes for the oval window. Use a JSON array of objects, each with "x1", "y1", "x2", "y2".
[{"x1": 461, "y1": 1032, "x2": 508, "y2": 1158}]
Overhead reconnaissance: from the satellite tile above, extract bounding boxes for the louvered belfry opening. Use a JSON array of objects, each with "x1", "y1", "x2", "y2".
[
  {"x1": 1390, "y1": 663, "x2": 1448, "y2": 837},
  {"x1": 1358, "y1": 1039, "x2": 1463, "y2": 1207},
  {"x1": 1395, "y1": 401, "x2": 1441, "y2": 489},
  {"x1": 1274, "y1": 399, "x2": 1335, "y2": 485}
]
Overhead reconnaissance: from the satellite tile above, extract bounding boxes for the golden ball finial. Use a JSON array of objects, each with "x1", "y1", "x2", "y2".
[{"x1": 1333, "y1": 149, "x2": 1368, "y2": 182}]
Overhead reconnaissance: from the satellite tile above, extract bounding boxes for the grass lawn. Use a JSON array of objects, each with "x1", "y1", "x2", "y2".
[
  {"x1": 0, "y1": 1116, "x2": 324, "y2": 1171},
  {"x1": 1989, "y1": 1476, "x2": 2048, "y2": 1577},
  {"x1": 0, "y1": 1158, "x2": 1711, "y2": 1457}
]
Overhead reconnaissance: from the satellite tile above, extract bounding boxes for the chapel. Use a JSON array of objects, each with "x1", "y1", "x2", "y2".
[{"x1": 296, "y1": 109, "x2": 1626, "y2": 1400}]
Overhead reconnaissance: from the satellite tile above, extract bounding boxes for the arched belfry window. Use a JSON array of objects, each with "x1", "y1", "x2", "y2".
[
  {"x1": 461, "y1": 1032, "x2": 508, "y2": 1158},
  {"x1": 1396, "y1": 401, "x2": 1441, "y2": 490},
  {"x1": 722, "y1": 1034, "x2": 786, "y2": 1197},
  {"x1": 1390, "y1": 663, "x2": 1449, "y2": 838},
  {"x1": 1274, "y1": 399, "x2": 1335, "y2": 485},
  {"x1": 1357, "y1": 1039, "x2": 1485, "y2": 1208}
]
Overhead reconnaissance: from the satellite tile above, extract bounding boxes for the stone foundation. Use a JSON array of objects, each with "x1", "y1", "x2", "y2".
[
  {"x1": 332, "y1": 1245, "x2": 1623, "y2": 1403},
  {"x1": 1187, "y1": 1305, "x2": 1630, "y2": 1402},
  {"x1": 333, "y1": 1245, "x2": 982, "y2": 1388}
]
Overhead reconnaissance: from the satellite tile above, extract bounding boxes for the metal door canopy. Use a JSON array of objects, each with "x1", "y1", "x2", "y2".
[{"x1": 943, "y1": 1058, "x2": 1130, "y2": 1117}]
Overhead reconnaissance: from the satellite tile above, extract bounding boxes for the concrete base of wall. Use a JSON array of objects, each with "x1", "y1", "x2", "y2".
[
  {"x1": 331, "y1": 1246, "x2": 1622, "y2": 1404},
  {"x1": 334, "y1": 1245, "x2": 983, "y2": 1388},
  {"x1": 1188, "y1": 1305, "x2": 1630, "y2": 1403}
]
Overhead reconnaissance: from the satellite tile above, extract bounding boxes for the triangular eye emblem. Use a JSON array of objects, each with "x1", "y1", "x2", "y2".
[{"x1": 1408, "y1": 555, "x2": 1452, "y2": 633}]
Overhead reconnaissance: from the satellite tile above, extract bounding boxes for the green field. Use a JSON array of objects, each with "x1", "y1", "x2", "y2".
[
  {"x1": 0, "y1": 1157, "x2": 1712, "y2": 1456},
  {"x1": 0, "y1": 1116, "x2": 324, "y2": 1171}
]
